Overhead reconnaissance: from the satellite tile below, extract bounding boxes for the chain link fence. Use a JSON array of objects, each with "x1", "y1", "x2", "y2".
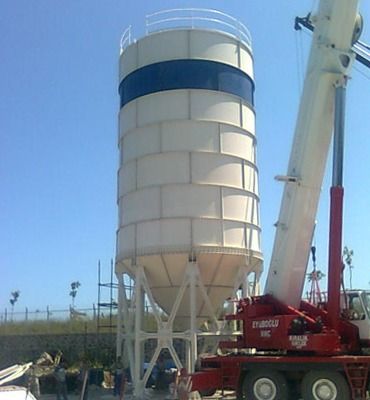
[{"x1": 0, "y1": 305, "x2": 118, "y2": 335}]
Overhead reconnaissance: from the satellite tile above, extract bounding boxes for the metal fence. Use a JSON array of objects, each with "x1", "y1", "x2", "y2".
[
  {"x1": 0, "y1": 305, "x2": 115, "y2": 335},
  {"x1": 0, "y1": 306, "x2": 98, "y2": 324}
]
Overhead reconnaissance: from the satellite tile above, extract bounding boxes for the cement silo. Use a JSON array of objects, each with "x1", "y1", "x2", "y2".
[{"x1": 115, "y1": 9, "x2": 262, "y2": 394}]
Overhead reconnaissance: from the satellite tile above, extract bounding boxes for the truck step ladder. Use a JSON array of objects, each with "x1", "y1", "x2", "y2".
[{"x1": 344, "y1": 363, "x2": 369, "y2": 399}]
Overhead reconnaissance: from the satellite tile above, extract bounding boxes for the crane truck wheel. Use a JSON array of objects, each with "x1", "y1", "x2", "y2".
[
  {"x1": 301, "y1": 370, "x2": 350, "y2": 400},
  {"x1": 241, "y1": 370, "x2": 288, "y2": 400}
]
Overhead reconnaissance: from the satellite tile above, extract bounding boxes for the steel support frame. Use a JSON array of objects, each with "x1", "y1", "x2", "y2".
[{"x1": 116, "y1": 262, "x2": 256, "y2": 398}]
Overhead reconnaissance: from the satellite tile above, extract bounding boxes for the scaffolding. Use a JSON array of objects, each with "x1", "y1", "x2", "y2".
[
  {"x1": 97, "y1": 259, "x2": 118, "y2": 334},
  {"x1": 96, "y1": 260, "x2": 119, "y2": 368}
]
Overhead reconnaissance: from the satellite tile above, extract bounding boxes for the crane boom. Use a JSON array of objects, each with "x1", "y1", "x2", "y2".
[{"x1": 264, "y1": 0, "x2": 360, "y2": 307}]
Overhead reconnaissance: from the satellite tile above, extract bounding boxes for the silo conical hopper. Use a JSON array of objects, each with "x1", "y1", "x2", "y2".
[{"x1": 116, "y1": 20, "x2": 263, "y2": 327}]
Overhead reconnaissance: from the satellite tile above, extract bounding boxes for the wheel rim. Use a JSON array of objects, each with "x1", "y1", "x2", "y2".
[
  {"x1": 253, "y1": 377, "x2": 277, "y2": 400},
  {"x1": 311, "y1": 379, "x2": 338, "y2": 400}
]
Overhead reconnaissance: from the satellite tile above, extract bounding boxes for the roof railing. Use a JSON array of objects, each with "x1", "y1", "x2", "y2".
[
  {"x1": 120, "y1": 25, "x2": 132, "y2": 53},
  {"x1": 120, "y1": 9, "x2": 251, "y2": 53}
]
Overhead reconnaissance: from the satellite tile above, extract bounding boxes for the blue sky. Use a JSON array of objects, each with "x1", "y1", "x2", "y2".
[{"x1": 1, "y1": 1, "x2": 369, "y2": 313}]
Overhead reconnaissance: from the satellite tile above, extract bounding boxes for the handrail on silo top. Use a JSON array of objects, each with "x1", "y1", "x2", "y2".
[
  {"x1": 145, "y1": 8, "x2": 252, "y2": 50},
  {"x1": 120, "y1": 25, "x2": 132, "y2": 53}
]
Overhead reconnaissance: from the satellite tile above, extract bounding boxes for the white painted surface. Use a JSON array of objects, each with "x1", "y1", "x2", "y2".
[
  {"x1": 116, "y1": 28, "x2": 261, "y2": 322},
  {"x1": 264, "y1": 0, "x2": 360, "y2": 307},
  {"x1": 0, "y1": 387, "x2": 37, "y2": 400},
  {"x1": 119, "y1": 29, "x2": 253, "y2": 81}
]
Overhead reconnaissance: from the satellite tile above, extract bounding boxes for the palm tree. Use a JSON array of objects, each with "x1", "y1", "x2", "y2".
[
  {"x1": 9, "y1": 290, "x2": 20, "y2": 321},
  {"x1": 343, "y1": 246, "x2": 354, "y2": 289},
  {"x1": 69, "y1": 281, "x2": 81, "y2": 308}
]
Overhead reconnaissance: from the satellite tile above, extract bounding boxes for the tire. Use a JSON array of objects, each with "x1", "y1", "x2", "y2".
[
  {"x1": 301, "y1": 370, "x2": 350, "y2": 400},
  {"x1": 241, "y1": 370, "x2": 288, "y2": 400}
]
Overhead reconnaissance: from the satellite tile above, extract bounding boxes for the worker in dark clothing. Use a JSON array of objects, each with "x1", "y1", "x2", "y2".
[
  {"x1": 54, "y1": 363, "x2": 68, "y2": 400},
  {"x1": 155, "y1": 356, "x2": 166, "y2": 390},
  {"x1": 112, "y1": 356, "x2": 124, "y2": 397}
]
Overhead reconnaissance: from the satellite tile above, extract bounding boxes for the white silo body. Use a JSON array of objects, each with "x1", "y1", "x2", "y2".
[{"x1": 116, "y1": 20, "x2": 262, "y2": 326}]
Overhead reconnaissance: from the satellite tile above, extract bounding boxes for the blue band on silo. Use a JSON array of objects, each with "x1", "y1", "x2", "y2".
[{"x1": 119, "y1": 59, "x2": 254, "y2": 108}]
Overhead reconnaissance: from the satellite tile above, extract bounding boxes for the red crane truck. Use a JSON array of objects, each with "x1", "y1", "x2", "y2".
[{"x1": 179, "y1": 0, "x2": 370, "y2": 399}]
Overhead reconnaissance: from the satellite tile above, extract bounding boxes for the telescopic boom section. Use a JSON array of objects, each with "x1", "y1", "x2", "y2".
[{"x1": 264, "y1": 0, "x2": 360, "y2": 307}]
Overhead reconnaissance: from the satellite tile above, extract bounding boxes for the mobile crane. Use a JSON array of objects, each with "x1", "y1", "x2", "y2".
[{"x1": 178, "y1": 0, "x2": 370, "y2": 399}]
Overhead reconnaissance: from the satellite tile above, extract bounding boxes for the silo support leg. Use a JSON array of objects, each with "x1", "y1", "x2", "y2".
[
  {"x1": 252, "y1": 270, "x2": 262, "y2": 296},
  {"x1": 116, "y1": 272, "x2": 135, "y2": 377},
  {"x1": 189, "y1": 265, "x2": 198, "y2": 373},
  {"x1": 233, "y1": 266, "x2": 255, "y2": 298},
  {"x1": 168, "y1": 344, "x2": 183, "y2": 371},
  {"x1": 139, "y1": 267, "x2": 164, "y2": 327},
  {"x1": 167, "y1": 271, "x2": 190, "y2": 327},
  {"x1": 141, "y1": 345, "x2": 162, "y2": 387},
  {"x1": 195, "y1": 273, "x2": 219, "y2": 329},
  {"x1": 116, "y1": 273, "x2": 124, "y2": 358},
  {"x1": 133, "y1": 268, "x2": 145, "y2": 398}
]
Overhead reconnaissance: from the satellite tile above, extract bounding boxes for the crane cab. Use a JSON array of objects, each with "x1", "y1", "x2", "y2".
[{"x1": 341, "y1": 290, "x2": 370, "y2": 342}]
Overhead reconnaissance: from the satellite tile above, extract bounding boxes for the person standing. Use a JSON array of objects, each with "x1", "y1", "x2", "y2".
[
  {"x1": 112, "y1": 356, "x2": 124, "y2": 397},
  {"x1": 54, "y1": 363, "x2": 68, "y2": 400}
]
